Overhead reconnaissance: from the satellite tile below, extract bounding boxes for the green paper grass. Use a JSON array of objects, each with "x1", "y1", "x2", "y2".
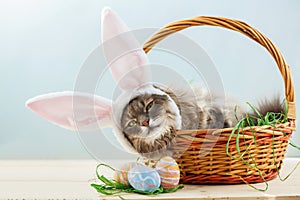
[
  {"x1": 91, "y1": 163, "x2": 184, "y2": 199},
  {"x1": 226, "y1": 101, "x2": 300, "y2": 191}
]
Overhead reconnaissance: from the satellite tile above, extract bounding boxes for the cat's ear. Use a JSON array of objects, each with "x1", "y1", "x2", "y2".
[
  {"x1": 101, "y1": 7, "x2": 151, "y2": 91},
  {"x1": 26, "y1": 92, "x2": 112, "y2": 131}
]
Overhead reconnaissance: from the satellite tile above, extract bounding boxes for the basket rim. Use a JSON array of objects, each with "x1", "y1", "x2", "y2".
[{"x1": 175, "y1": 121, "x2": 295, "y2": 134}]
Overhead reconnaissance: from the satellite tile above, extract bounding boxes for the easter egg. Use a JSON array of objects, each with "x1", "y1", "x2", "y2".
[
  {"x1": 113, "y1": 162, "x2": 141, "y2": 185},
  {"x1": 155, "y1": 156, "x2": 180, "y2": 190},
  {"x1": 128, "y1": 165, "x2": 161, "y2": 192}
]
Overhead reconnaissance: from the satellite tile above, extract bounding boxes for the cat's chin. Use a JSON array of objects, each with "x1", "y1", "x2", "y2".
[
  {"x1": 144, "y1": 126, "x2": 171, "y2": 141},
  {"x1": 133, "y1": 125, "x2": 177, "y2": 160}
]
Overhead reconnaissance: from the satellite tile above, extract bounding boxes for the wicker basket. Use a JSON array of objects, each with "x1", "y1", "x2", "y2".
[{"x1": 142, "y1": 16, "x2": 296, "y2": 184}]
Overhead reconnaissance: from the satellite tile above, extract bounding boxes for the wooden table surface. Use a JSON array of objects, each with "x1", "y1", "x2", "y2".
[{"x1": 0, "y1": 158, "x2": 299, "y2": 200}]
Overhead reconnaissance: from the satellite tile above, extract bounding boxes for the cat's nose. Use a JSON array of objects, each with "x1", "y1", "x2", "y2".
[
  {"x1": 141, "y1": 119, "x2": 149, "y2": 126},
  {"x1": 139, "y1": 115, "x2": 149, "y2": 126},
  {"x1": 140, "y1": 117, "x2": 149, "y2": 126}
]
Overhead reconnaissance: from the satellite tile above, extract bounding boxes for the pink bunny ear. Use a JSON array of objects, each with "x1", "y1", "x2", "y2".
[
  {"x1": 101, "y1": 7, "x2": 151, "y2": 91},
  {"x1": 26, "y1": 92, "x2": 112, "y2": 131}
]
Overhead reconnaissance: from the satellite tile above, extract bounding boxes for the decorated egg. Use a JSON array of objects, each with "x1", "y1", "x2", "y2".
[
  {"x1": 113, "y1": 162, "x2": 141, "y2": 185},
  {"x1": 128, "y1": 165, "x2": 161, "y2": 192},
  {"x1": 155, "y1": 156, "x2": 180, "y2": 190}
]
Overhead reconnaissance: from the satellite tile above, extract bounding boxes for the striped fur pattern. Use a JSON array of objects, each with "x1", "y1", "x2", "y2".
[
  {"x1": 120, "y1": 85, "x2": 239, "y2": 159},
  {"x1": 120, "y1": 84, "x2": 282, "y2": 159}
]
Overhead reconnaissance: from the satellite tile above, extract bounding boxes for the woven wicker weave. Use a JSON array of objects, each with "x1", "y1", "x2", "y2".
[{"x1": 142, "y1": 16, "x2": 296, "y2": 184}]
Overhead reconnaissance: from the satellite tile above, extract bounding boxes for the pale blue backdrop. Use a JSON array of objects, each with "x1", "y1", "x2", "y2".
[{"x1": 1, "y1": 0, "x2": 299, "y2": 159}]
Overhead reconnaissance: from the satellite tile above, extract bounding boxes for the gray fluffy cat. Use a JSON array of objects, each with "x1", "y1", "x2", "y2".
[
  {"x1": 119, "y1": 84, "x2": 283, "y2": 158},
  {"x1": 26, "y1": 7, "x2": 284, "y2": 160},
  {"x1": 120, "y1": 85, "x2": 234, "y2": 158}
]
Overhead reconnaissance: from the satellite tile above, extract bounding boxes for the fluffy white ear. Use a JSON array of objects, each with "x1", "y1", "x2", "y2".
[
  {"x1": 101, "y1": 7, "x2": 151, "y2": 91},
  {"x1": 26, "y1": 92, "x2": 112, "y2": 131}
]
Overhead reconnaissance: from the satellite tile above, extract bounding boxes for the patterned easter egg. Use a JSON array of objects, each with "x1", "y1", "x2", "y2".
[
  {"x1": 128, "y1": 165, "x2": 161, "y2": 192},
  {"x1": 155, "y1": 156, "x2": 180, "y2": 190},
  {"x1": 113, "y1": 162, "x2": 141, "y2": 185}
]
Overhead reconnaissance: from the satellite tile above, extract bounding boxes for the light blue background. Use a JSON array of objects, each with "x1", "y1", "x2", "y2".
[{"x1": 1, "y1": 0, "x2": 299, "y2": 159}]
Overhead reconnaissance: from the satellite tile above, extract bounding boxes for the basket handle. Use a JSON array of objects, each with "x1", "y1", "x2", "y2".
[{"x1": 142, "y1": 16, "x2": 296, "y2": 122}]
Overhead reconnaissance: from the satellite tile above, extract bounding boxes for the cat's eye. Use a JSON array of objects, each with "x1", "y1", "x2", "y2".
[
  {"x1": 146, "y1": 101, "x2": 153, "y2": 111},
  {"x1": 128, "y1": 120, "x2": 136, "y2": 127}
]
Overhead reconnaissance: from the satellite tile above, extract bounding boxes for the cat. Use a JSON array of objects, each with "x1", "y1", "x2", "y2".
[
  {"x1": 119, "y1": 85, "x2": 231, "y2": 158},
  {"x1": 26, "y1": 7, "x2": 285, "y2": 160},
  {"x1": 119, "y1": 84, "x2": 284, "y2": 159}
]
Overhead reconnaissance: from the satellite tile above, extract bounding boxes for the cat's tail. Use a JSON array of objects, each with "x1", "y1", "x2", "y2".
[
  {"x1": 256, "y1": 96, "x2": 285, "y2": 117},
  {"x1": 246, "y1": 96, "x2": 286, "y2": 125}
]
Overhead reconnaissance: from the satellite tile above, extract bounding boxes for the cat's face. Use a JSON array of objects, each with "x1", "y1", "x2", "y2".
[
  {"x1": 121, "y1": 94, "x2": 170, "y2": 138},
  {"x1": 120, "y1": 93, "x2": 180, "y2": 156}
]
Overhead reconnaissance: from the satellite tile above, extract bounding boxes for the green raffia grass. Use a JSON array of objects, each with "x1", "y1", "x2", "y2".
[
  {"x1": 91, "y1": 163, "x2": 184, "y2": 199},
  {"x1": 226, "y1": 101, "x2": 300, "y2": 191}
]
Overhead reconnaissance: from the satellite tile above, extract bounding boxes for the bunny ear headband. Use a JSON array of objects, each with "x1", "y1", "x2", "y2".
[{"x1": 26, "y1": 7, "x2": 181, "y2": 153}]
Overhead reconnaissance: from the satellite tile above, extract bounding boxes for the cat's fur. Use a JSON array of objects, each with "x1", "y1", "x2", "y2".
[
  {"x1": 120, "y1": 84, "x2": 285, "y2": 159},
  {"x1": 120, "y1": 85, "x2": 246, "y2": 159},
  {"x1": 26, "y1": 8, "x2": 286, "y2": 161}
]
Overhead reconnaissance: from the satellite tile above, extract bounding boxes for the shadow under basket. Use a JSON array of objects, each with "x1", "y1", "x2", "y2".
[{"x1": 142, "y1": 16, "x2": 297, "y2": 184}]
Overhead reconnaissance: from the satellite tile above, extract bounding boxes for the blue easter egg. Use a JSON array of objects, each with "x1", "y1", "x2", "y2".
[{"x1": 128, "y1": 165, "x2": 161, "y2": 192}]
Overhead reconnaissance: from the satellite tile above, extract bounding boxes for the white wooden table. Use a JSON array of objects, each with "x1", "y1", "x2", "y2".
[{"x1": 0, "y1": 158, "x2": 299, "y2": 199}]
